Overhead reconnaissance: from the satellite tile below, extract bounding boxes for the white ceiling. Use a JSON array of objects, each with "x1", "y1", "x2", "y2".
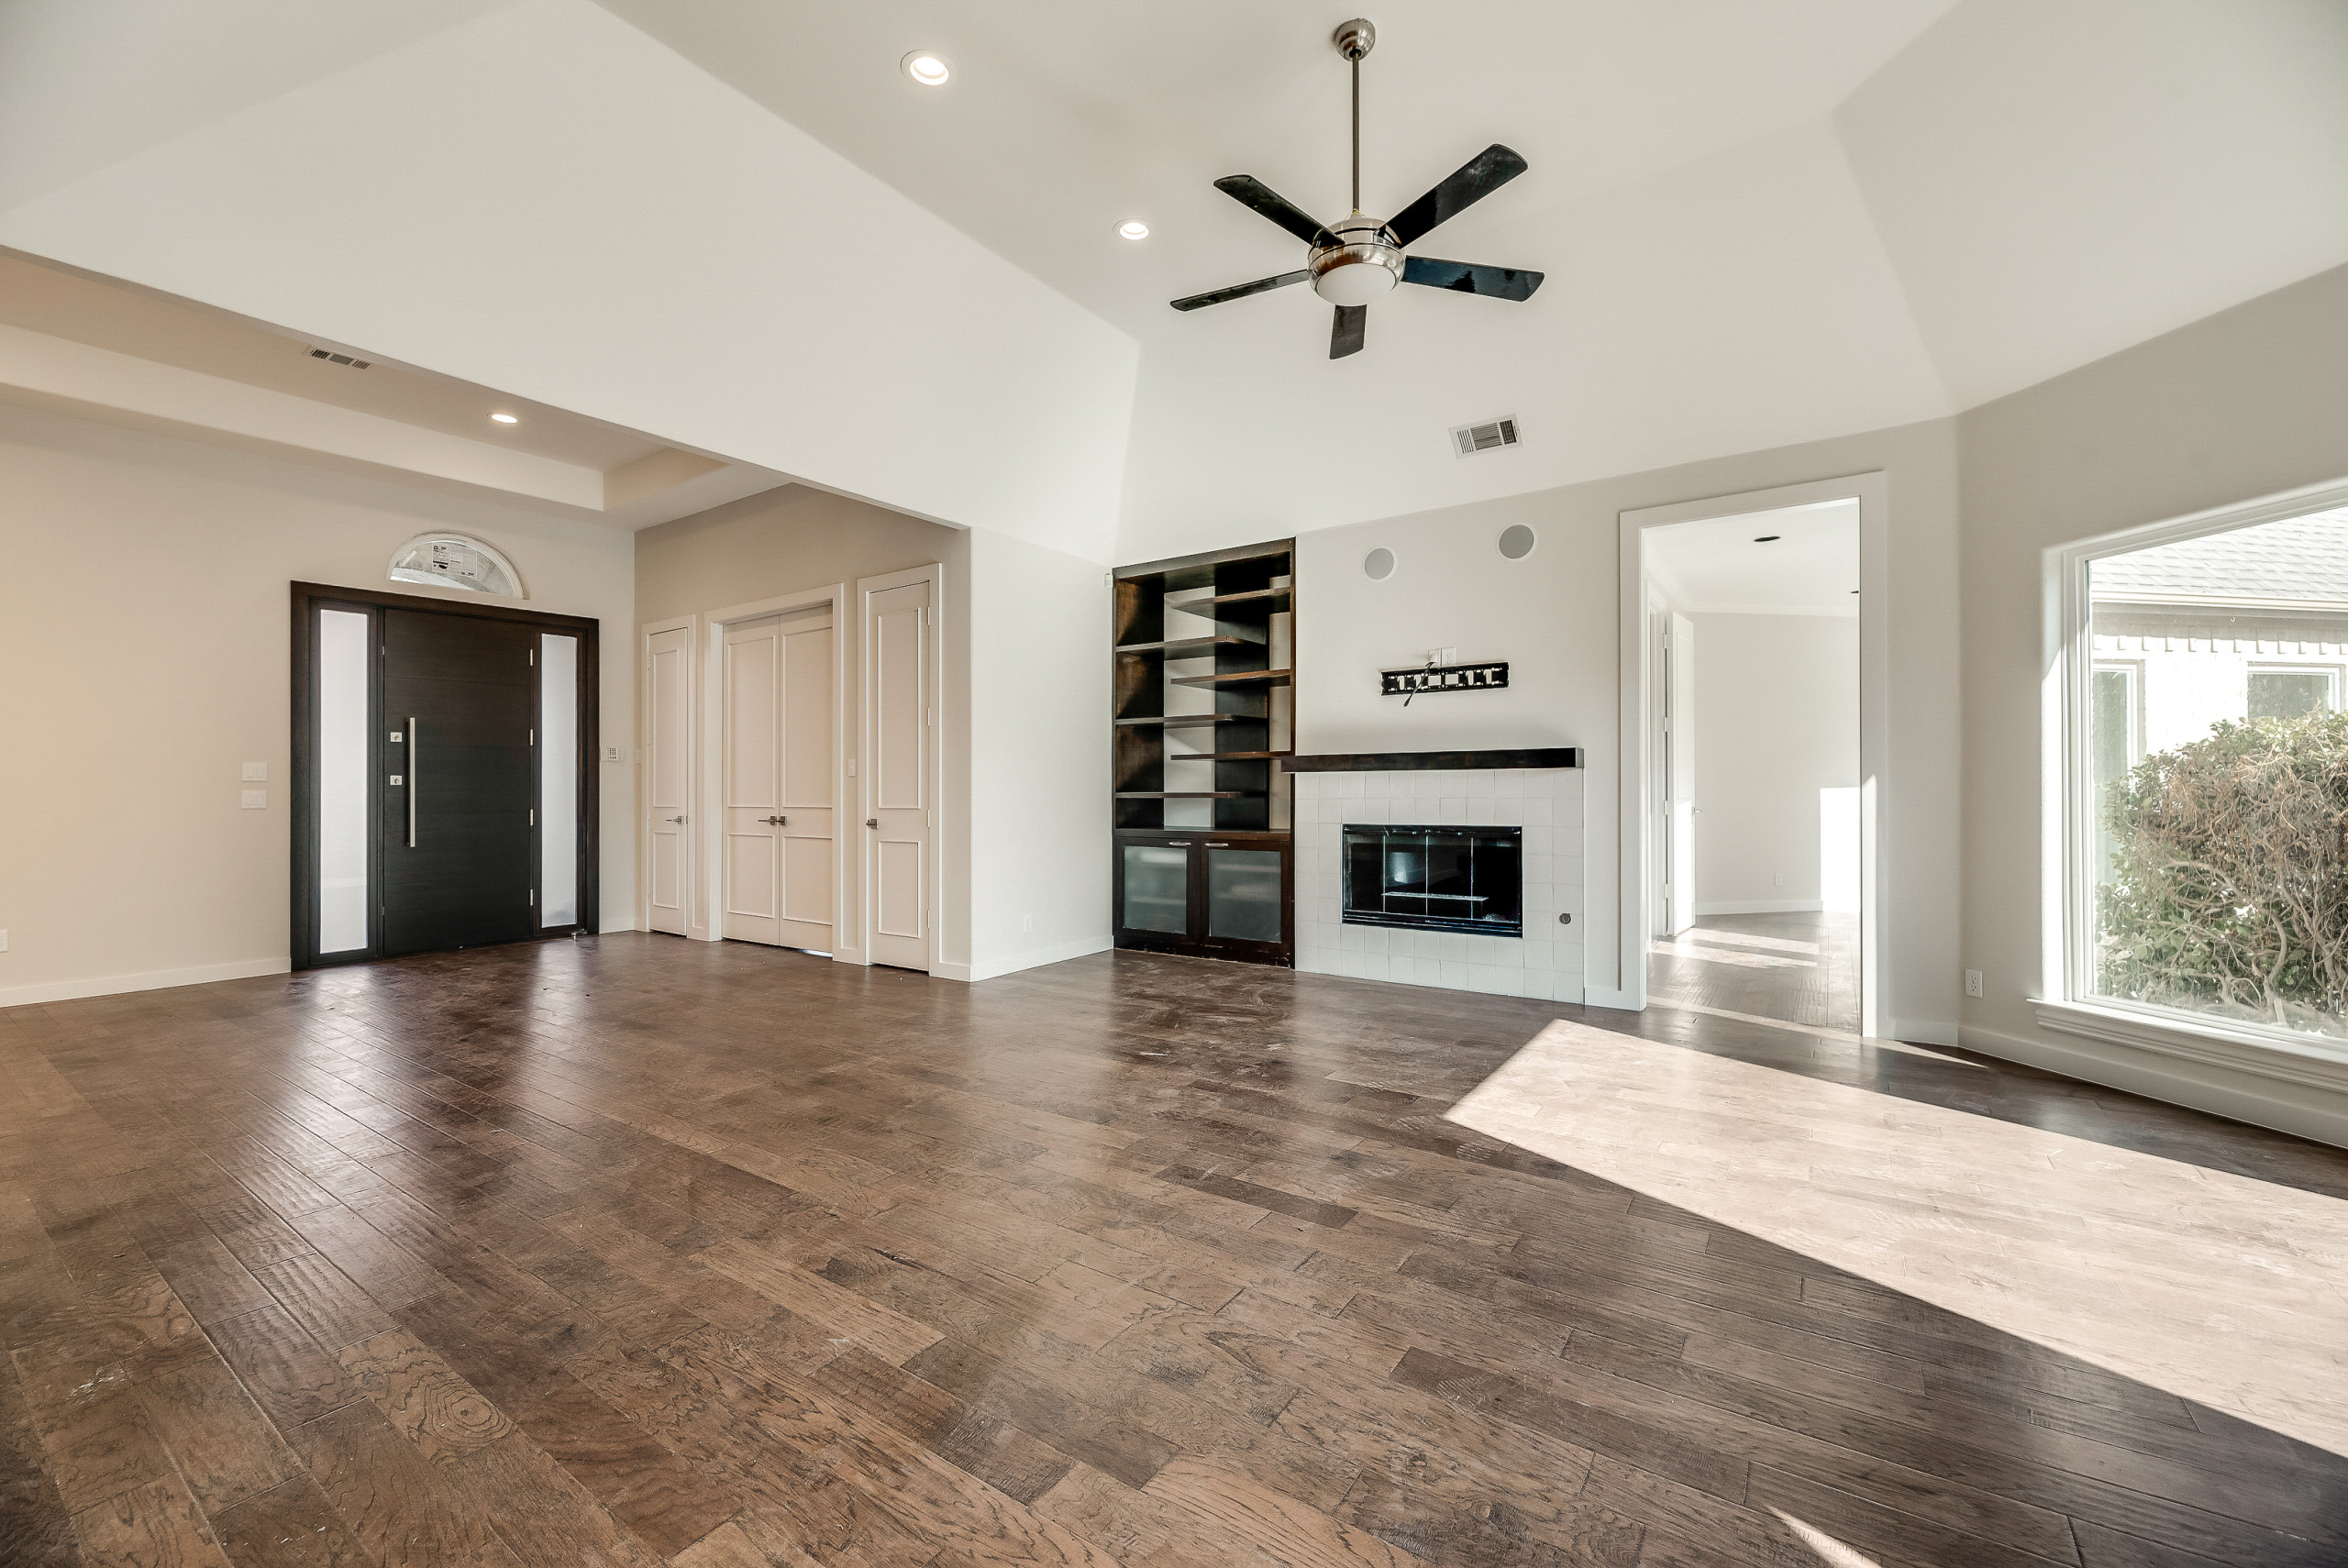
[
  {"x1": 2, "y1": 0, "x2": 2343, "y2": 559},
  {"x1": 0, "y1": 248, "x2": 785, "y2": 526},
  {"x1": 1646, "y1": 500, "x2": 1861, "y2": 617}
]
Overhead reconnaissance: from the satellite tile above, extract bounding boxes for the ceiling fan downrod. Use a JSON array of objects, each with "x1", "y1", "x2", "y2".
[{"x1": 1336, "y1": 18, "x2": 1375, "y2": 215}]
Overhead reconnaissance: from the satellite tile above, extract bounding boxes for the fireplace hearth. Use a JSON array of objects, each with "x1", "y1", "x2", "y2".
[{"x1": 1342, "y1": 823, "x2": 1523, "y2": 937}]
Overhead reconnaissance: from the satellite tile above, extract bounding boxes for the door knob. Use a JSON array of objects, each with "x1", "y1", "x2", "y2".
[
  {"x1": 764, "y1": 815, "x2": 787, "y2": 825},
  {"x1": 666, "y1": 815, "x2": 686, "y2": 824},
  {"x1": 866, "y1": 818, "x2": 879, "y2": 828}
]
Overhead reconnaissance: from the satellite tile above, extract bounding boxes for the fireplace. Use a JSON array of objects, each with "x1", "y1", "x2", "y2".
[{"x1": 1342, "y1": 824, "x2": 1523, "y2": 937}]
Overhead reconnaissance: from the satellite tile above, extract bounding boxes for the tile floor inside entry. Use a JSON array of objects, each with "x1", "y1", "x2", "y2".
[{"x1": 4, "y1": 933, "x2": 2345, "y2": 1567}]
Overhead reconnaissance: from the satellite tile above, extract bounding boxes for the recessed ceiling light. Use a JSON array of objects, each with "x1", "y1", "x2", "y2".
[
  {"x1": 491, "y1": 413, "x2": 518, "y2": 425},
  {"x1": 1117, "y1": 220, "x2": 1150, "y2": 240},
  {"x1": 1753, "y1": 534, "x2": 1781, "y2": 542},
  {"x1": 902, "y1": 51, "x2": 950, "y2": 86}
]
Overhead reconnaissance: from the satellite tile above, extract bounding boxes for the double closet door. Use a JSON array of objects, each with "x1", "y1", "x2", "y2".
[
  {"x1": 294, "y1": 583, "x2": 594, "y2": 969},
  {"x1": 722, "y1": 608, "x2": 836, "y2": 952}
]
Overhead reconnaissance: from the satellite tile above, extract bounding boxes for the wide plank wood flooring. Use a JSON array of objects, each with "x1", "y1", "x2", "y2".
[{"x1": 5, "y1": 933, "x2": 2346, "y2": 1568}]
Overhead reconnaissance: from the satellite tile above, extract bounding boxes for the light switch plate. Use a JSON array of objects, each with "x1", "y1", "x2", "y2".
[
  {"x1": 0, "y1": 930, "x2": 9, "y2": 952},
  {"x1": 602, "y1": 745, "x2": 626, "y2": 763},
  {"x1": 242, "y1": 762, "x2": 268, "y2": 781},
  {"x1": 241, "y1": 790, "x2": 267, "y2": 810}
]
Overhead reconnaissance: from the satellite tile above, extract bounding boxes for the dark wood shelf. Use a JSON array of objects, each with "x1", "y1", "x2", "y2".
[
  {"x1": 1165, "y1": 749, "x2": 1291, "y2": 762},
  {"x1": 1114, "y1": 635, "x2": 1262, "y2": 657},
  {"x1": 1114, "y1": 713, "x2": 1250, "y2": 729},
  {"x1": 1171, "y1": 587, "x2": 1292, "y2": 616},
  {"x1": 1113, "y1": 790, "x2": 1257, "y2": 800},
  {"x1": 1170, "y1": 668, "x2": 1291, "y2": 690}
]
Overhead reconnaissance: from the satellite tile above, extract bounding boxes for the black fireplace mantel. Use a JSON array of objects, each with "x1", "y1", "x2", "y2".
[{"x1": 1283, "y1": 748, "x2": 1581, "y2": 773}]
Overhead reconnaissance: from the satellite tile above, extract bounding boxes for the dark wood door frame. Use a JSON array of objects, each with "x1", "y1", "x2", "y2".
[{"x1": 290, "y1": 580, "x2": 600, "y2": 970}]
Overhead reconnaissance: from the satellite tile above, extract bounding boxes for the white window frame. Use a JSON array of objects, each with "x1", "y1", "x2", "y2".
[{"x1": 2040, "y1": 475, "x2": 2348, "y2": 1087}]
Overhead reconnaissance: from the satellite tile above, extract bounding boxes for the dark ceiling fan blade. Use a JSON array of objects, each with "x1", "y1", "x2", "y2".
[
  {"x1": 1384, "y1": 144, "x2": 1530, "y2": 248},
  {"x1": 1330, "y1": 304, "x2": 1367, "y2": 359},
  {"x1": 1169, "y1": 271, "x2": 1312, "y2": 312},
  {"x1": 1401, "y1": 256, "x2": 1544, "y2": 301},
  {"x1": 1213, "y1": 175, "x2": 1337, "y2": 248}
]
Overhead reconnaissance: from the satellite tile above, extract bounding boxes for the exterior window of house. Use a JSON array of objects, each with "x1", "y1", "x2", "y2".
[
  {"x1": 2247, "y1": 667, "x2": 2334, "y2": 720},
  {"x1": 2070, "y1": 502, "x2": 2348, "y2": 1044}
]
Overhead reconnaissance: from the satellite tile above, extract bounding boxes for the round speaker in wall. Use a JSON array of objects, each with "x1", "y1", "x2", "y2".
[
  {"x1": 1498, "y1": 524, "x2": 1536, "y2": 559},
  {"x1": 1364, "y1": 547, "x2": 1396, "y2": 580}
]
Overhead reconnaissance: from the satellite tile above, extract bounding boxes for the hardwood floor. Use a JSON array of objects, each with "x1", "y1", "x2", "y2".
[
  {"x1": 5, "y1": 933, "x2": 2345, "y2": 1568},
  {"x1": 1648, "y1": 911, "x2": 1860, "y2": 1035}
]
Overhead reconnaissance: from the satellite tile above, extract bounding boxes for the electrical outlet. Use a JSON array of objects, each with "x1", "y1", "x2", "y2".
[
  {"x1": 1965, "y1": 969, "x2": 1984, "y2": 999},
  {"x1": 1023, "y1": 913, "x2": 1035, "y2": 933},
  {"x1": 241, "y1": 790, "x2": 267, "y2": 810},
  {"x1": 0, "y1": 930, "x2": 9, "y2": 952},
  {"x1": 242, "y1": 761, "x2": 268, "y2": 781},
  {"x1": 601, "y1": 745, "x2": 626, "y2": 764},
  {"x1": 1772, "y1": 872, "x2": 1784, "y2": 887}
]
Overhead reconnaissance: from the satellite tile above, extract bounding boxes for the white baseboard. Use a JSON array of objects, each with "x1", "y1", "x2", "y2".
[
  {"x1": 946, "y1": 935, "x2": 1113, "y2": 985},
  {"x1": 1580, "y1": 986, "x2": 1640, "y2": 1011},
  {"x1": 1960, "y1": 1021, "x2": 2348, "y2": 1152},
  {"x1": 1693, "y1": 899, "x2": 1827, "y2": 916},
  {"x1": 1889, "y1": 1017, "x2": 1960, "y2": 1047},
  {"x1": 0, "y1": 956, "x2": 292, "y2": 1010}
]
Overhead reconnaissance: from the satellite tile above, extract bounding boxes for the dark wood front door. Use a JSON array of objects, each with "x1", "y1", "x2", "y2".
[{"x1": 380, "y1": 609, "x2": 539, "y2": 955}]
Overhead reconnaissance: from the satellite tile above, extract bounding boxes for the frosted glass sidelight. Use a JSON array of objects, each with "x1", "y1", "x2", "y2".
[
  {"x1": 1207, "y1": 849, "x2": 1282, "y2": 944},
  {"x1": 1123, "y1": 845, "x2": 1188, "y2": 933},
  {"x1": 540, "y1": 634, "x2": 580, "y2": 926},
  {"x1": 317, "y1": 610, "x2": 371, "y2": 954}
]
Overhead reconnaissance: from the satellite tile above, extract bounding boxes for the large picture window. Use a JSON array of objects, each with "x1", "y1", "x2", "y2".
[{"x1": 2066, "y1": 499, "x2": 2348, "y2": 1045}]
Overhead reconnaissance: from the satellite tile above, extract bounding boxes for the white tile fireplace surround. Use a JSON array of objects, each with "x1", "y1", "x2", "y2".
[{"x1": 1290, "y1": 754, "x2": 1584, "y2": 1001}]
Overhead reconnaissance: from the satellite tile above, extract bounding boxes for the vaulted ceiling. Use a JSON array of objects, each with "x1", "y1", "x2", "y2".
[{"x1": 3, "y1": 0, "x2": 2344, "y2": 561}]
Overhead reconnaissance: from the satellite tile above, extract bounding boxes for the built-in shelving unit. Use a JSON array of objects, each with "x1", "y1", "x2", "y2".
[{"x1": 1112, "y1": 537, "x2": 1295, "y2": 966}]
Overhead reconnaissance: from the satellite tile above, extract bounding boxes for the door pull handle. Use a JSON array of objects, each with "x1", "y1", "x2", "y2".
[
  {"x1": 866, "y1": 818, "x2": 879, "y2": 828},
  {"x1": 406, "y1": 716, "x2": 418, "y2": 847},
  {"x1": 763, "y1": 815, "x2": 787, "y2": 825},
  {"x1": 665, "y1": 815, "x2": 687, "y2": 824}
]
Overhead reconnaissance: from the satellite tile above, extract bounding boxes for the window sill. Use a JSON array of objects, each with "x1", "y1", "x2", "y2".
[{"x1": 2033, "y1": 998, "x2": 2348, "y2": 1095}]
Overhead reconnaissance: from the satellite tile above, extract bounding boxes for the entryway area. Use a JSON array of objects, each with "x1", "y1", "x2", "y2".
[
  {"x1": 1623, "y1": 484, "x2": 1873, "y2": 1035},
  {"x1": 292, "y1": 580, "x2": 596, "y2": 968}
]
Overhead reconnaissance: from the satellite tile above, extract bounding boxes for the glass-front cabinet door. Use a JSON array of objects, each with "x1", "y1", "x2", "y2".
[{"x1": 1113, "y1": 831, "x2": 1291, "y2": 963}]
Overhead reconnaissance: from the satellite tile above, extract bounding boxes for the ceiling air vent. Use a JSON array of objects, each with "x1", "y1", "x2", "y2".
[
  {"x1": 1451, "y1": 415, "x2": 1519, "y2": 458},
  {"x1": 306, "y1": 347, "x2": 372, "y2": 370}
]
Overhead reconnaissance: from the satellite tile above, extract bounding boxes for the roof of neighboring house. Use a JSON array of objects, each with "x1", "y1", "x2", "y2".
[{"x1": 2095, "y1": 507, "x2": 2348, "y2": 602}]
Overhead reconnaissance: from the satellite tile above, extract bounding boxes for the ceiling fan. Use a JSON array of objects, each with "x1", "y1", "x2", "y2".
[{"x1": 1170, "y1": 17, "x2": 1544, "y2": 359}]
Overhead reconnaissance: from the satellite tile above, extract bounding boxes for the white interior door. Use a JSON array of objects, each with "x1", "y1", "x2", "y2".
[
  {"x1": 865, "y1": 580, "x2": 932, "y2": 970},
  {"x1": 1666, "y1": 611, "x2": 1697, "y2": 936},
  {"x1": 724, "y1": 607, "x2": 836, "y2": 950},
  {"x1": 646, "y1": 624, "x2": 692, "y2": 935},
  {"x1": 722, "y1": 616, "x2": 783, "y2": 944}
]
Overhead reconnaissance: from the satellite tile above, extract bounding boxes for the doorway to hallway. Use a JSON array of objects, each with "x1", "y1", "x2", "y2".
[
  {"x1": 1636, "y1": 498, "x2": 1863, "y2": 1034},
  {"x1": 292, "y1": 581, "x2": 598, "y2": 968}
]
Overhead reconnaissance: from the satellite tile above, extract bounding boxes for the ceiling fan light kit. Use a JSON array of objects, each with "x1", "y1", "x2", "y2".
[{"x1": 1171, "y1": 17, "x2": 1544, "y2": 359}]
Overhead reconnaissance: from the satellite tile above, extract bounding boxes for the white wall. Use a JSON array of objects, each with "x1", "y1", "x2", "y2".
[
  {"x1": 1689, "y1": 613, "x2": 1859, "y2": 913},
  {"x1": 1961, "y1": 260, "x2": 2348, "y2": 1146},
  {"x1": 0, "y1": 401, "x2": 637, "y2": 1006},
  {"x1": 0, "y1": 0, "x2": 1137, "y2": 561},
  {"x1": 1296, "y1": 416, "x2": 1959, "y2": 1033},
  {"x1": 968, "y1": 529, "x2": 1113, "y2": 980}
]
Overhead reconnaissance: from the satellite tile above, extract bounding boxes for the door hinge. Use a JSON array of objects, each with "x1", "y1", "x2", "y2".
[
  {"x1": 528, "y1": 809, "x2": 536, "y2": 826},
  {"x1": 528, "y1": 889, "x2": 536, "y2": 905},
  {"x1": 528, "y1": 729, "x2": 535, "y2": 746},
  {"x1": 528, "y1": 647, "x2": 536, "y2": 666}
]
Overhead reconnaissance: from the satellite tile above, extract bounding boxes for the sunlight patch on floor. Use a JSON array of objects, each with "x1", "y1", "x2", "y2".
[
  {"x1": 1642, "y1": 998, "x2": 1985, "y2": 1066},
  {"x1": 1650, "y1": 939, "x2": 1815, "y2": 970},
  {"x1": 1684, "y1": 926, "x2": 1823, "y2": 955},
  {"x1": 1445, "y1": 1020, "x2": 2348, "y2": 1457}
]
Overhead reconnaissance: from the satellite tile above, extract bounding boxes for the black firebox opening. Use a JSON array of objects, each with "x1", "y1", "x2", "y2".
[{"x1": 1342, "y1": 824, "x2": 1522, "y2": 937}]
